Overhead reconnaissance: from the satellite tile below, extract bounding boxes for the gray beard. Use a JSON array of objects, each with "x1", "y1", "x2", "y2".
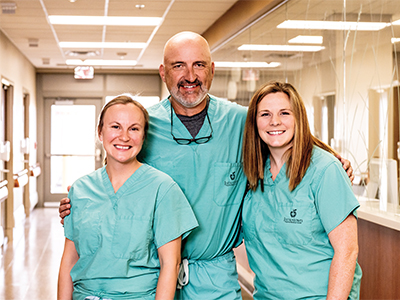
[{"x1": 170, "y1": 88, "x2": 209, "y2": 108}]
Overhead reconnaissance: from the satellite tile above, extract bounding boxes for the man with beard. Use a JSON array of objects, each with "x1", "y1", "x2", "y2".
[
  {"x1": 139, "y1": 31, "x2": 248, "y2": 299},
  {"x1": 59, "y1": 31, "x2": 353, "y2": 299}
]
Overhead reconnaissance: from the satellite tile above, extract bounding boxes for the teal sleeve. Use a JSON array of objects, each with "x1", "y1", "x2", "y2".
[
  {"x1": 153, "y1": 182, "x2": 198, "y2": 248},
  {"x1": 315, "y1": 161, "x2": 360, "y2": 234}
]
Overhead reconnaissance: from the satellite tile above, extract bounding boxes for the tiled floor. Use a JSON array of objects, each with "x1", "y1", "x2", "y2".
[
  {"x1": 0, "y1": 207, "x2": 64, "y2": 300},
  {"x1": 0, "y1": 207, "x2": 253, "y2": 300}
]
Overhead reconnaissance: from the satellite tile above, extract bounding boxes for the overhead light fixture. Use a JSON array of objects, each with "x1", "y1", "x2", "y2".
[
  {"x1": 59, "y1": 42, "x2": 146, "y2": 49},
  {"x1": 214, "y1": 61, "x2": 281, "y2": 68},
  {"x1": 391, "y1": 19, "x2": 400, "y2": 26},
  {"x1": 289, "y1": 35, "x2": 323, "y2": 44},
  {"x1": 392, "y1": 38, "x2": 400, "y2": 43},
  {"x1": 135, "y1": 4, "x2": 145, "y2": 9},
  {"x1": 66, "y1": 59, "x2": 137, "y2": 66},
  {"x1": 277, "y1": 20, "x2": 389, "y2": 31},
  {"x1": 1, "y1": 2, "x2": 17, "y2": 14},
  {"x1": 238, "y1": 44, "x2": 325, "y2": 52},
  {"x1": 48, "y1": 15, "x2": 162, "y2": 26}
]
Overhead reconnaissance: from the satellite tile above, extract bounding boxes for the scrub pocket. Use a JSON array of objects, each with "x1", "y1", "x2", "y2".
[
  {"x1": 273, "y1": 202, "x2": 313, "y2": 246},
  {"x1": 72, "y1": 201, "x2": 102, "y2": 255},
  {"x1": 111, "y1": 215, "x2": 152, "y2": 260},
  {"x1": 213, "y1": 162, "x2": 244, "y2": 206}
]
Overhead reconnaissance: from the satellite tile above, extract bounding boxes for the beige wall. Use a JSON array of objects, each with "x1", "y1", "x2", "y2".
[{"x1": 0, "y1": 30, "x2": 37, "y2": 237}]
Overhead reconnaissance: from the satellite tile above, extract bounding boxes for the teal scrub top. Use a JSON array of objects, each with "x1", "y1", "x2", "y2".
[
  {"x1": 242, "y1": 146, "x2": 362, "y2": 300},
  {"x1": 64, "y1": 164, "x2": 198, "y2": 300},
  {"x1": 137, "y1": 96, "x2": 248, "y2": 299}
]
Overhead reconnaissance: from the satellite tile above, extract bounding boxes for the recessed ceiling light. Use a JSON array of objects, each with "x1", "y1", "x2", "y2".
[
  {"x1": 59, "y1": 42, "x2": 146, "y2": 49},
  {"x1": 277, "y1": 20, "x2": 389, "y2": 31},
  {"x1": 289, "y1": 35, "x2": 323, "y2": 44},
  {"x1": 66, "y1": 59, "x2": 137, "y2": 66},
  {"x1": 49, "y1": 15, "x2": 162, "y2": 26},
  {"x1": 135, "y1": 4, "x2": 145, "y2": 9},
  {"x1": 214, "y1": 61, "x2": 281, "y2": 68},
  {"x1": 238, "y1": 44, "x2": 325, "y2": 52}
]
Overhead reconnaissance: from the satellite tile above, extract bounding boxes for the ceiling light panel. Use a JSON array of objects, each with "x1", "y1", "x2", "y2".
[
  {"x1": 48, "y1": 15, "x2": 162, "y2": 26},
  {"x1": 66, "y1": 59, "x2": 137, "y2": 66},
  {"x1": 277, "y1": 20, "x2": 389, "y2": 31},
  {"x1": 215, "y1": 61, "x2": 281, "y2": 68},
  {"x1": 59, "y1": 42, "x2": 146, "y2": 49},
  {"x1": 238, "y1": 44, "x2": 325, "y2": 52},
  {"x1": 289, "y1": 35, "x2": 323, "y2": 44}
]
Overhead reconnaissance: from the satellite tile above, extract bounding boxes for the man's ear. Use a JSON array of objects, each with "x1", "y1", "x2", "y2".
[{"x1": 159, "y1": 64, "x2": 166, "y2": 82}]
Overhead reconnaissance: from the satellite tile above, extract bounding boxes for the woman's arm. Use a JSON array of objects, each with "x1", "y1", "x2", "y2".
[
  {"x1": 58, "y1": 238, "x2": 79, "y2": 300},
  {"x1": 155, "y1": 236, "x2": 182, "y2": 300},
  {"x1": 327, "y1": 214, "x2": 359, "y2": 300}
]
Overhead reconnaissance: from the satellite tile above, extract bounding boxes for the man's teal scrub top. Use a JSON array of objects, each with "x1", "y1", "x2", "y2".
[
  {"x1": 242, "y1": 146, "x2": 362, "y2": 300},
  {"x1": 138, "y1": 96, "x2": 248, "y2": 299},
  {"x1": 64, "y1": 164, "x2": 198, "y2": 300}
]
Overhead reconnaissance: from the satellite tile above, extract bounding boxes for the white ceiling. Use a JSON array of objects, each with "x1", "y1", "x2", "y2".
[
  {"x1": 0, "y1": 0, "x2": 238, "y2": 71},
  {"x1": 2, "y1": 0, "x2": 400, "y2": 74}
]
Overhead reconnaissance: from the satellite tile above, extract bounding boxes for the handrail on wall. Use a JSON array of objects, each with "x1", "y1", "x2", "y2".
[
  {"x1": 13, "y1": 169, "x2": 29, "y2": 188},
  {"x1": 0, "y1": 180, "x2": 7, "y2": 189},
  {"x1": 0, "y1": 180, "x2": 8, "y2": 202},
  {"x1": 29, "y1": 163, "x2": 41, "y2": 177}
]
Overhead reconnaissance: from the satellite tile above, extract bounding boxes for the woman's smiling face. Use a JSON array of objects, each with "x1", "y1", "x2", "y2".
[
  {"x1": 256, "y1": 91, "x2": 295, "y2": 153},
  {"x1": 99, "y1": 103, "x2": 145, "y2": 166}
]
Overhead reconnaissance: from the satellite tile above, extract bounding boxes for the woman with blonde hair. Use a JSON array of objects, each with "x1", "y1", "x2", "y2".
[
  {"x1": 58, "y1": 95, "x2": 198, "y2": 300},
  {"x1": 242, "y1": 81, "x2": 362, "y2": 299}
]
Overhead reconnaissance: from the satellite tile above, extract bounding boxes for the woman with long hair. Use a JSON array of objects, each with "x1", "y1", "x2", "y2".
[{"x1": 242, "y1": 81, "x2": 362, "y2": 299}]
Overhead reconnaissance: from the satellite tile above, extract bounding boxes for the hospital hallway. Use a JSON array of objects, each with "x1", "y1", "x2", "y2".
[{"x1": 0, "y1": 206, "x2": 253, "y2": 300}]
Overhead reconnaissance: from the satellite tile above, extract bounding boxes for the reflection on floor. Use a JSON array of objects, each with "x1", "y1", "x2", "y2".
[
  {"x1": 0, "y1": 207, "x2": 64, "y2": 300},
  {"x1": 0, "y1": 207, "x2": 254, "y2": 300}
]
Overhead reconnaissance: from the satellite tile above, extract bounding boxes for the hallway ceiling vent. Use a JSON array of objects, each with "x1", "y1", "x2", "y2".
[
  {"x1": 1, "y1": 2, "x2": 16, "y2": 14},
  {"x1": 65, "y1": 50, "x2": 99, "y2": 57}
]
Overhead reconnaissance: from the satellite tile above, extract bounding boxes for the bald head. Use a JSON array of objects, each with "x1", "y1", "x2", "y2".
[
  {"x1": 163, "y1": 31, "x2": 211, "y2": 65},
  {"x1": 159, "y1": 31, "x2": 215, "y2": 115}
]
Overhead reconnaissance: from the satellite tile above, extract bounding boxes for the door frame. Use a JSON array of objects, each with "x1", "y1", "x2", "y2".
[{"x1": 43, "y1": 97, "x2": 103, "y2": 203}]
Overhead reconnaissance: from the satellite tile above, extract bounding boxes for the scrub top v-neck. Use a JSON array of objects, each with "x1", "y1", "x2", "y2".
[{"x1": 64, "y1": 164, "x2": 198, "y2": 299}]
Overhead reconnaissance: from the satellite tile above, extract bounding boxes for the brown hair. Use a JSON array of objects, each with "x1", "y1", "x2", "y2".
[
  {"x1": 98, "y1": 94, "x2": 149, "y2": 164},
  {"x1": 243, "y1": 81, "x2": 335, "y2": 191}
]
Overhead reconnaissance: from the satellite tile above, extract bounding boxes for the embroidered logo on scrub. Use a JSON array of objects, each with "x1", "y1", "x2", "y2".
[
  {"x1": 284, "y1": 209, "x2": 303, "y2": 224},
  {"x1": 224, "y1": 171, "x2": 237, "y2": 186}
]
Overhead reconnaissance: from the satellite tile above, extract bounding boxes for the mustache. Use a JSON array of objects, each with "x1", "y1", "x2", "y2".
[{"x1": 178, "y1": 78, "x2": 202, "y2": 87}]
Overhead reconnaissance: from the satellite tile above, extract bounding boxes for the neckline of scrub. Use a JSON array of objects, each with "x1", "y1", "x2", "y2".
[{"x1": 101, "y1": 164, "x2": 149, "y2": 200}]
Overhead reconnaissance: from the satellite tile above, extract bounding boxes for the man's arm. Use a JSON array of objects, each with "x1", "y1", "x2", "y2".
[{"x1": 59, "y1": 186, "x2": 72, "y2": 225}]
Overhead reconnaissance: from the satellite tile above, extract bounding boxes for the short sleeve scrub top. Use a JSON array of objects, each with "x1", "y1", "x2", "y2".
[
  {"x1": 242, "y1": 146, "x2": 362, "y2": 300},
  {"x1": 64, "y1": 164, "x2": 198, "y2": 300}
]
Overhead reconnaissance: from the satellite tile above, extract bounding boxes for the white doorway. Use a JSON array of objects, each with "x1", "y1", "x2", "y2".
[{"x1": 43, "y1": 98, "x2": 103, "y2": 203}]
